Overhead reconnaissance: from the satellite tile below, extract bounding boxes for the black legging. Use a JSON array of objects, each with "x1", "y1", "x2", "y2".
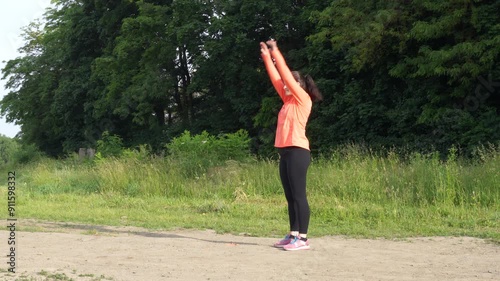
[{"x1": 278, "y1": 146, "x2": 311, "y2": 234}]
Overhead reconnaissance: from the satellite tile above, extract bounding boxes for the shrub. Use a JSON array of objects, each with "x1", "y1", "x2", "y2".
[
  {"x1": 11, "y1": 143, "x2": 45, "y2": 165},
  {"x1": 96, "y1": 131, "x2": 124, "y2": 158},
  {"x1": 0, "y1": 135, "x2": 19, "y2": 168}
]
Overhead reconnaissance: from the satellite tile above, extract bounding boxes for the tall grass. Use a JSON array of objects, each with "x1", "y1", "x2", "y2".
[{"x1": 4, "y1": 143, "x2": 499, "y2": 240}]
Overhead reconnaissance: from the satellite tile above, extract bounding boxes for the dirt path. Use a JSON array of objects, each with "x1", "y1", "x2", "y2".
[{"x1": 1, "y1": 220, "x2": 499, "y2": 281}]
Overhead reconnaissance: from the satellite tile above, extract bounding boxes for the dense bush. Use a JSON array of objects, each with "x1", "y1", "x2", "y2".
[
  {"x1": 0, "y1": 135, "x2": 18, "y2": 168},
  {"x1": 96, "y1": 131, "x2": 125, "y2": 158}
]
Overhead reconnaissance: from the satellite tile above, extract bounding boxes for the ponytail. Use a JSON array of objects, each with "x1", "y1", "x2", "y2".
[
  {"x1": 291, "y1": 71, "x2": 322, "y2": 102},
  {"x1": 304, "y1": 75, "x2": 322, "y2": 102}
]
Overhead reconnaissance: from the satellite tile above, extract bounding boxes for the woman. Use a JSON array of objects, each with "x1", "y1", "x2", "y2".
[{"x1": 260, "y1": 39, "x2": 322, "y2": 251}]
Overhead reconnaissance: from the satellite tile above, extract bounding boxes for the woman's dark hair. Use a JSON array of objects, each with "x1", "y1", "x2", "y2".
[{"x1": 292, "y1": 71, "x2": 323, "y2": 102}]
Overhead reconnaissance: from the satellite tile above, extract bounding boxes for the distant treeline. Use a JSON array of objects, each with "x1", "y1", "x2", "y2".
[{"x1": 1, "y1": 0, "x2": 499, "y2": 157}]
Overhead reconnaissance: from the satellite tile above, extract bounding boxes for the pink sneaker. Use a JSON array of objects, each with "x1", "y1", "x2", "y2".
[
  {"x1": 283, "y1": 237, "x2": 310, "y2": 251},
  {"x1": 273, "y1": 234, "x2": 294, "y2": 248}
]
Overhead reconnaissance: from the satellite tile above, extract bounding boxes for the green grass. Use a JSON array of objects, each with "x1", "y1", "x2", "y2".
[{"x1": 1, "y1": 145, "x2": 499, "y2": 241}]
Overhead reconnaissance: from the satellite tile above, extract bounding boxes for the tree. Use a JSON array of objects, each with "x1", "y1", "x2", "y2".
[
  {"x1": 196, "y1": 0, "x2": 323, "y2": 155},
  {"x1": 2, "y1": 0, "x2": 498, "y2": 157},
  {"x1": 307, "y1": 0, "x2": 500, "y2": 154},
  {"x1": 1, "y1": 0, "x2": 137, "y2": 155}
]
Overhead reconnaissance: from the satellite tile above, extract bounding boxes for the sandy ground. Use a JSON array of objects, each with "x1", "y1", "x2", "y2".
[{"x1": 0, "y1": 220, "x2": 499, "y2": 281}]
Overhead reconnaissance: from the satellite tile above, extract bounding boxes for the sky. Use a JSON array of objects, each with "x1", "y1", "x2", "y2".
[{"x1": 0, "y1": 0, "x2": 53, "y2": 138}]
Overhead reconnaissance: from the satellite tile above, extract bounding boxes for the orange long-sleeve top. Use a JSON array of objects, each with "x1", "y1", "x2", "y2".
[{"x1": 261, "y1": 48, "x2": 312, "y2": 151}]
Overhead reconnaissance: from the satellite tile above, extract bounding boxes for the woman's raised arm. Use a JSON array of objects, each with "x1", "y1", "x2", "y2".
[{"x1": 260, "y1": 42, "x2": 286, "y2": 100}]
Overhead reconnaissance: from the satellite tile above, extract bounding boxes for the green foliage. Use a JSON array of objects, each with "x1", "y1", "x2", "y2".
[
  {"x1": 166, "y1": 130, "x2": 252, "y2": 177},
  {"x1": 253, "y1": 96, "x2": 280, "y2": 158},
  {"x1": 0, "y1": 135, "x2": 19, "y2": 168},
  {"x1": 96, "y1": 131, "x2": 124, "y2": 158},
  {"x1": 306, "y1": 0, "x2": 500, "y2": 155},
  {"x1": 0, "y1": 0, "x2": 498, "y2": 158},
  {"x1": 11, "y1": 143, "x2": 45, "y2": 165},
  {"x1": 121, "y1": 144, "x2": 152, "y2": 161}
]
